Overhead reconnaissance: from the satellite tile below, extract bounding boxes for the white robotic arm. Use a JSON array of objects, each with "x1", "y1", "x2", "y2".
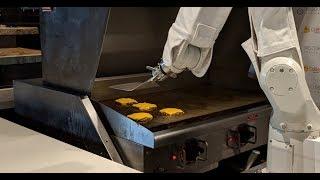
[
  {"x1": 242, "y1": 7, "x2": 320, "y2": 173},
  {"x1": 148, "y1": 7, "x2": 232, "y2": 81},
  {"x1": 154, "y1": 7, "x2": 320, "y2": 173}
]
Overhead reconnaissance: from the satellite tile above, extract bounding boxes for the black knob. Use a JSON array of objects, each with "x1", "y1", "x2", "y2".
[
  {"x1": 237, "y1": 124, "x2": 256, "y2": 144},
  {"x1": 185, "y1": 139, "x2": 205, "y2": 162}
]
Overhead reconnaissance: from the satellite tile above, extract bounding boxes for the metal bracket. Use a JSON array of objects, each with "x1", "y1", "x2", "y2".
[{"x1": 81, "y1": 97, "x2": 123, "y2": 164}]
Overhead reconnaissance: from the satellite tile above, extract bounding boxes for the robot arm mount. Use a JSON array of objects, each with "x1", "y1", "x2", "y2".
[{"x1": 258, "y1": 50, "x2": 320, "y2": 133}]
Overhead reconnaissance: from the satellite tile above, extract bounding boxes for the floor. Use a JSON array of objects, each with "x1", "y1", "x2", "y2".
[{"x1": 0, "y1": 116, "x2": 139, "y2": 173}]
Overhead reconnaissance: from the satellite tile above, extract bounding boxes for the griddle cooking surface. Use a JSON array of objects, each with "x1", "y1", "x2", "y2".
[{"x1": 100, "y1": 85, "x2": 267, "y2": 130}]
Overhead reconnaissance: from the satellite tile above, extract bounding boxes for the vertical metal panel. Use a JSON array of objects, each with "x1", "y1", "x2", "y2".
[
  {"x1": 40, "y1": 7, "x2": 110, "y2": 94},
  {"x1": 97, "y1": 7, "x2": 179, "y2": 77}
]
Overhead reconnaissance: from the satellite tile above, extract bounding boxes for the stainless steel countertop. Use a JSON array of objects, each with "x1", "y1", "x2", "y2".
[{"x1": 0, "y1": 117, "x2": 140, "y2": 173}]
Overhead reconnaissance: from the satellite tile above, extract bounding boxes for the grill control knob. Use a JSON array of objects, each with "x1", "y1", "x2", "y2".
[
  {"x1": 237, "y1": 124, "x2": 257, "y2": 145},
  {"x1": 184, "y1": 138, "x2": 208, "y2": 163}
]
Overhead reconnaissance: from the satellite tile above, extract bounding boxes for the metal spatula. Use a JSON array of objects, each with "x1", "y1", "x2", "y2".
[{"x1": 109, "y1": 77, "x2": 159, "y2": 92}]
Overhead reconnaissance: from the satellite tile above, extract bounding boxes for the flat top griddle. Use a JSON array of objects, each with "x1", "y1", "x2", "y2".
[{"x1": 100, "y1": 85, "x2": 267, "y2": 130}]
